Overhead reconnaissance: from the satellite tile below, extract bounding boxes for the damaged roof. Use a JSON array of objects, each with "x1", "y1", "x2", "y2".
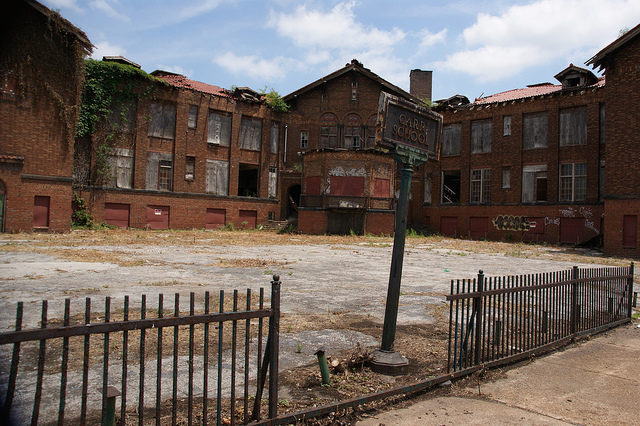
[
  {"x1": 151, "y1": 70, "x2": 230, "y2": 98},
  {"x1": 25, "y1": 0, "x2": 92, "y2": 51},
  {"x1": 587, "y1": 22, "x2": 640, "y2": 71}
]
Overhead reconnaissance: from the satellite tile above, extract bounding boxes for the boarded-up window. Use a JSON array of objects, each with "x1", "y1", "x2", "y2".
[
  {"x1": 240, "y1": 117, "x2": 262, "y2": 151},
  {"x1": 188, "y1": 105, "x2": 198, "y2": 129},
  {"x1": 146, "y1": 152, "x2": 173, "y2": 191},
  {"x1": 206, "y1": 208, "x2": 226, "y2": 229},
  {"x1": 109, "y1": 148, "x2": 133, "y2": 189},
  {"x1": 559, "y1": 163, "x2": 587, "y2": 202},
  {"x1": 205, "y1": 159, "x2": 229, "y2": 196},
  {"x1": 207, "y1": 110, "x2": 231, "y2": 146},
  {"x1": 442, "y1": 124, "x2": 461, "y2": 156},
  {"x1": 623, "y1": 215, "x2": 637, "y2": 248},
  {"x1": 329, "y1": 176, "x2": 364, "y2": 196},
  {"x1": 365, "y1": 114, "x2": 377, "y2": 148},
  {"x1": 502, "y1": 167, "x2": 511, "y2": 189},
  {"x1": 104, "y1": 203, "x2": 129, "y2": 228},
  {"x1": 33, "y1": 196, "x2": 50, "y2": 228},
  {"x1": 148, "y1": 102, "x2": 176, "y2": 139},
  {"x1": 320, "y1": 113, "x2": 338, "y2": 148},
  {"x1": 108, "y1": 101, "x2": 136, "y2": 133},
  {"x1": 470, "y1": 168, "x2": 491, "y2": 204},
  {"x1": 344, "y1": 113, "x2": 361, "y2": 148},
  {"x1": 306, "y1": 176, "x2": 322, "y2": 195},
  {"x1": 374, "y1": 178, "x2": 390, "y2": 198},
  {"x1": 423, "y1": 175, "x2": 432, "y2": 204},
  {"x1": 559, "y1": 106, "x2": 587, "y2": 146},
  {"x1": 503, "y1": 115, "x2": 512, "y2": 136},
  {"x1": 522, "y1": 164, "x2": 547, "y2": 203},
  {"x1": 523, "y1": 112, "x2": 547, "y2": 149},
  {"x1": 270, "y1": 122, "x2": 279, "y2": 154},
  {"x1": 471, "y1": 119, "x2": 491, "y2": 153},
  {"x1": 268, "y1": 166, "x2": 277, "y2": 198}
]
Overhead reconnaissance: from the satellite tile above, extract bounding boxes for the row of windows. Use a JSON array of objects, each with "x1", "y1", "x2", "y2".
[
  {"x1": 148, "y1": 102, "x2": 279, "y2": 154},
  {"x1": 430, "y1": 162, "x2": 588, "y2": 205},
  {"x1": 442, "y1": 105, "x2": 604, "y2": 156},
  {"x1": 299, "y1": 112, "x2": 377, "y2": 150}
]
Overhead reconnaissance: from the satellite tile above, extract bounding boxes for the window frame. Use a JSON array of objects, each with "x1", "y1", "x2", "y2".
[
  {"x1": 522, "y1": 111, "x2": 548, "y2": 149},
  {"x1": 471, "y1": 119, "x2": 492, "y2": 154},
  {"x1": 442, "y1": 123, "x2": 462, "y2": 157},
  {"x1": 522, "y1": 164, "x2": 548, "y2": 203},
  {"x1": 185, "y1": 156, "x2": 195, "y2": 181},
  {"x1": 559, "y1": 162, "x2": 587, "y2": 202},
  {"x1": 559, "y1": 106, "x2": 587, "y2": 147},
  {"x1": 470, "y1": 168, "x2": 492, "y2": 204},
  {"x1": 157, "y1": 159, "x2": 173, "y2": 191},
  {"x1": 300, "y1": 131, "x2": 309, "y2": 149},
  {"x1": 187, "y1": 105, "x2": 198, "y2": 129},
  {"x1": 148, "y1": 102, "x2": 176, "y2": 139}
]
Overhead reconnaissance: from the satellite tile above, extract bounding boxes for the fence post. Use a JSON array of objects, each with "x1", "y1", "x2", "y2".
[
  {"x1": 570, "y1": 266, "x2": 578, "y2": 334},
  {"x1": 474, "y1": 270, "x2": 484, "y2": 365},
  {"x1": 628, "y1": 263, "x2": 635, "y2": 319},
  {"x1": 268, "y1": 275, "x2": 281, "y2": 420}
]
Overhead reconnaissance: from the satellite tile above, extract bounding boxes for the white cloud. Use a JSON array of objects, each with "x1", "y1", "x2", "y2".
[
  {"x1": 90, "y1": 41, "x2": 126, "y2": 60},
  {"x1": 90, "y1": 0, "x2": 130, "y2": 21},
  {"x1": 213, "y1": 53, "x2": 294, "y2": 81},
  {"x1": 45, "y1": 0, "x2": 83, "y2": 12},
  {"x1": 156, "y1": 64, "x2": 190, "y2": 76},
  {"x1": 178, "y1": 0, "x2": 224, "y2": 21},
  {"x1": 418, "y1": 29, "x2": 447, "y2": 51},
  {"x1": 439, "y1": 0, "x2": 640, "y2": 81}
]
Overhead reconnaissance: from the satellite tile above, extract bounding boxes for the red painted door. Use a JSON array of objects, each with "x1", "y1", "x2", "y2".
[
  {"x1": 623, "y1": 215, "x2": 637, "y2": 248},
  {"x1": 146, "y1": 205, "x2": 169, "y2": 230},
  {"x1": 441, "y1": 216, "x2": 457, "y2": 237},
  {"x1": 104, "y1": 203, "x2": 130, "y2": 228},
  {"x1": 33, "y1": 196, "x2": 50, "y2": 228},
  {"x1": 560, "y1": 218, "x2": 584, "y2": 244},
  {"x1": 238, "y1": 210, "x2": 257, "y2": 229},
  {"x1": 523, "y1": 217, "x2": 544, "y2": 242},
  {"x1": 206, "y1": 208, "x2": 226, "y2": 229}
]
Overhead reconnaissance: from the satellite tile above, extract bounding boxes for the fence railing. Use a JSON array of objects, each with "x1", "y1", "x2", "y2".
[
  {"x1": 0, "y1": 276, "x2": 281, "y2": 426},
  {"x1": 300, "y1": 195, "x2": 393, "y2": 210},
  {"x1": 447, "y1": 264, "x2": 634, "y2": 372}
]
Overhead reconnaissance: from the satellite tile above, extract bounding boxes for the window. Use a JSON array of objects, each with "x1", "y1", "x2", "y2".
[
  {"x1": 365, "y1": 114, "x2": 377, "y2": 148},
  {"x1": 185, "y1": 156, "x2": 195, "y2": 181},
  {"x1": 423, "y1": 174, "x2": 432, "y2": 204},
  {"x1": 207, "y1": 110, "x2": 232, "y2": 146},
  {"x1": 522, "y1": 165, "x2": 548, "y2": 203},
  {"x1": 503, "y1": 116, "x2": 512, "y2": 136},
  {"x1": 108, "y1": 148, "x2": 133, "y2": 188},
  {"x1": 188, "y1": 105, "x2": 198, "y2": 129},
  {"x1": 146, "y1": 153, "x2": 173, "y2": 191},
  {"x1": 351, "y1": 80, "x2": 358, "y2": 101},
  {"x1": 441, "y1": 170, "x2": 461, "y2": 204},
  {"x1": 442, "y1": 124, "x2": 461, "y2": 156},
  {"x1": 319, "y1": 113, "x2": 338, "y2": 148},
  {"x1": 108, "y1": 101, "x2": 136, "y2": 133},
  {"x1": 523, "y1": 112, "x2": 548, "y2": 149},
  {"x1": 158, "y1": 160, "x2": 172, "y2": 191},
  {"x1": 270, "y1": 122, "x2": 279, "y2": 154},
  {"x1": 205, "y1": 159, "x2": 229, "y2": 196},
  {"x1": 502, "y1": 167, "x2": 511, "y2": 189},
  {"x1": 148, "y1": 102, "x2": 176, "y2": 139},
  {"x1": 559, "y1": 107, "x2": 587, "y2": 146},
  {"x1": 240, "y1": 117, "x2": 262, "y2": 151},
  {"x1": 470, "y1": 168, "x2": 491, "y2": 204},
  {"x1": 238, "y1": 163, "x2": 259, "y2": 197},
  {"x1": 300, "y1": 131, "x2": 308, "y2": 149},
  {"x1": 344, "y1": 113, "x2": 362, "y2": 148},
  {"x1": 559, "y1": 163, "x2": 587, "y2": 202},
  {"x1": 268, "y1": 166, "x2": 277, "y2": 198},
  {"x1": 471, "y1": 119, "x2": 491, "y2": 153}
]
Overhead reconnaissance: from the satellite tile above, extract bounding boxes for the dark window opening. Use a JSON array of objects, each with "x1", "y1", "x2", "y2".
[
  {"x1": 441, "y1": 170, "x2": 461, "y2": 204},
  {"x1": 238, "y1": 163, "x2": 259, "y2": 197},
  {"x1": 185, "y1": 156, "x2": 195, "y2": 181},
  {"x1": 567, "y1": 77, "x2": 580, "y2": 87}
]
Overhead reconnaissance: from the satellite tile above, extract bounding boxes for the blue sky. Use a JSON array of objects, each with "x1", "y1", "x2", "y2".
[{"x1": 43, "y1": 0, "x2": 640, "y2": 101}]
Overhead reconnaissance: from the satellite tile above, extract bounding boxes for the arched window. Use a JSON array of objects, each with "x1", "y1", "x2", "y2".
[
  {"x1": 365, "y1": 114, "x2": 377, "y2": 148},
  {"x1": 344, "y1": 113, "x2": 361, "y2": 149},
  {"x1": 319, "y1": 112, "x2": 338, "y2": 148}
]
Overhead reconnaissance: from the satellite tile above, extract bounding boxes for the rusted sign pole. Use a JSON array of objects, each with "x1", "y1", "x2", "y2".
[{"x1": 371, "y1": 92, "x2": 442, "y2": 375}]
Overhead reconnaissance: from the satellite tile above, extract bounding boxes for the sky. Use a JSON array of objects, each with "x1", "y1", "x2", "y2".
[{"x1": 43, "y1": 0, "x2": 640, "y2": 102}]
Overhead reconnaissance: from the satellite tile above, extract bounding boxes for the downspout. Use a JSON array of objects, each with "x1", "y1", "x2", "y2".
[{"x1": 283, "y1": 124, "x2": 288, "y2": 165}]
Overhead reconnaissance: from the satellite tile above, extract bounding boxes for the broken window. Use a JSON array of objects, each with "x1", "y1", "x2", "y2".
[
  {"x1": 268, "y1": 166, "x2": 277, "y2": 198},
  {"x1": 300, "y1": 131, "x2": 309, "y2": 149},
  {"x1": 205, "y1": 159, "x2": 229, "y2": 196},
  {"x1": 423, "y1": 174, "x2": 432, "y2": 204},
  {"x1": 240, "y1": 117, "x2": 262, "y2": 151},
  {"x1": 559, "y1": 106, "x2": 587, "y2": 146},
  {"x1": 344, "y1": 113, "x2": 361, "y2": 148},
  {"x1": 319, "y1": 113, "x2": 338, "y2": 148},
  {"x1": 442, "y1": 123, "x2": 461, "y2": 156},
  {"x1": 185, "y1": 156, "x2": 195, "y2": 181},
  {"x1": 365, "y1": 114, "x2": 377, "y2": 148},
  {"x1": 503, "y1": 115, "x2": 512, "y2": 136},
  {"x1": 238, "y1": 163, "x2": 259, "y2": 197},
  {"x1": 471, "y1": 119, "x2": 491, "y2": 153},
  {"x1": 523, "y1": 112, "x2": 548, "y2": 149},
  {"x1": 470, "y1": 168, "x2": 491, "y2": 204},
  {"x1": 188, "y1": 105, "x2": 198, "y2": 129},
  {"x1": 108, "y1": 101, "x2": 136, "y2": 133},
  {"x1": 522, "y1": 165, "x2": 548, "y2": 203},
  {"x1": 207, "y1": 110, "x2": 232, "y2": 146},
  {"x1": 146, "y1": 152, "x2": 173, "y2": 191},
  {"x1": 270, "y1": 122, "x2": 279, "y2": 154},
  {"x1": 502, "y1": 167, "x2": 511, "y2": 189},
  {"x1": 441, "y1": 170, "x2": 461, "y2": 204},
  {"x1": 559, "y1": 163, "x2": 587, "y2": 202},
  {"x1": 148, "y1": 102, "x2": 176, "y2": 139},
  {"x1": 108, "y1": 148, "x2": 133, "y2": 188}
]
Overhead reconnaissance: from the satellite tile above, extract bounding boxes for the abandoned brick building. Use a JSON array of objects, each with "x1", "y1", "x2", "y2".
[{"x1": 0, "y1": 0, "x2": 91, "y2": 232}]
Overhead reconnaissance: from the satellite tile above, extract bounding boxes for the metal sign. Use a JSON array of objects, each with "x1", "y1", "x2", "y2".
[{"x1": 376, "y1": 92, "x2": 442, "y2": 160}]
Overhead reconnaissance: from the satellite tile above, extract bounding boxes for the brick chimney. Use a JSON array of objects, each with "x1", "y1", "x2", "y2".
[{"x1": 410, "y1": 69, "x2": 432, "y2": 102}]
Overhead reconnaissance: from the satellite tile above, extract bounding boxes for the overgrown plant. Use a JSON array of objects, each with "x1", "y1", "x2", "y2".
[
  {"x1": 260, "y1": 87, "x2": 290, "y2": 112},
  {"x1": 71, "y1": 193, "x2": 93, "y2": 228}
]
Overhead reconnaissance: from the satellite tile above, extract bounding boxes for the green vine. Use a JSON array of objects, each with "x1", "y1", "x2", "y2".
[{"x1": 260, "y1": 87, "x2": 290, "y2": 112}]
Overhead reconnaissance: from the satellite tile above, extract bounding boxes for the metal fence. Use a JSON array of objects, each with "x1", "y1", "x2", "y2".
[
  {"x1": 0, "y1": 276, "x2": 281, "y2": 426},
  {"x1": 447, "y1": 264, "x2": 634, "y2": 372}
]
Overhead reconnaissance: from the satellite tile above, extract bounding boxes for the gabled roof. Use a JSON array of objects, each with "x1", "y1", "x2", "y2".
[
  {"x1": 586, "y1": 23, "x2": 640, "y2": 71},
  {"x1": 554, "y1": 64, "x2": 598, "y2": 84},
  {"x1": 25, "y1": 0, "x2": 92, "y2": 51},
  {"x1": 103, "y1": 56, "x2": 140, "y2": 69},
  {"x1": 151, "y1": 70, "x2": 230, "y2": 98},
  {"x1": 283, "y1": 59, "x2": 422, "y2": 104}
]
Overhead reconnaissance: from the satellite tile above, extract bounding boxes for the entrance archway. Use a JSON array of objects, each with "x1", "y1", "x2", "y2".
[{"x1": 286, "y1": 184, "x2": 301, "y2": 222}]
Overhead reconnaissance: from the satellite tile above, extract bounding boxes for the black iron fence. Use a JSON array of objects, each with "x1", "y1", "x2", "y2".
[
  {"x1": 447, "y1": 264, "x2": 634, "y2": 372},
  {"x1": 0, "y1": 276, "x2": 281, "y2": 426}
]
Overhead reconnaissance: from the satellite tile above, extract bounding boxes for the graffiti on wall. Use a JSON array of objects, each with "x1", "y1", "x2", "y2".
[{"x1": 492, "y1": 215, "x2": 531, "y2": 231}]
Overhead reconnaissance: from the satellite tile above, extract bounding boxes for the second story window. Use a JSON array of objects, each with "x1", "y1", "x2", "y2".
[
  {"x1": 471, "y1": 119, "x2": 492, "y2": 153},
  {"x1": 207, "y1": 110, "x2": 232, "y2": 146},
  {"x1": 559, "y1": 106, "x2": 587, "y2": 146},
  {"x1": 148, "y1": 102, "x2": 176, "y2": 139},
  {"x1": 300, "y1": 131, "x2": 309, "y2": 149},
  {"x1": 522, "y1": 164, "x2": 548, "y2": 203},
  {"x1": 559, "y1": 163, "x2": 587, "y2": 202},
  {"x1": 442, "y1": 124, "x2": 461, "y2": 156},
  {"x1": 470, "y1": 168, "x2": 491, "y2": 204},
  {"x1": 240, "y1": 117, "x2": 262, "y2": 151},
  {"x1": 523, "y1": 112, "x2": 548, "y2": 149},
  {"x1": 344, "y1": 113, "x2": 361, "y2": 149},
  {"x1": 188, "y1": 105, "x2": 198, "y2": 129},
  {"x1": 319, "y1": 113, "x2": 338, "y2": 148}
]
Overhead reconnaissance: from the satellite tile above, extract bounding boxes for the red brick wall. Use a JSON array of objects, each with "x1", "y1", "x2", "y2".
[
  {"x1": 298, "y1": 209, "x2": 328, "y2": 234},
  {"x1": 365, "y1": 211, "x2": 394, "y2": 236}
]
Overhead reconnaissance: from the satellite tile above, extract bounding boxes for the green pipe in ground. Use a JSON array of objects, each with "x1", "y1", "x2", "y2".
[{"x1": 315, "y1": 348, "x2": 330, "y2": 385}]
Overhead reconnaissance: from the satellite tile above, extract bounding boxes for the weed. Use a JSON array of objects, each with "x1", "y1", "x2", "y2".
[{"x1": 295, "y1": 341, "x2": 303, "y2": 353}]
